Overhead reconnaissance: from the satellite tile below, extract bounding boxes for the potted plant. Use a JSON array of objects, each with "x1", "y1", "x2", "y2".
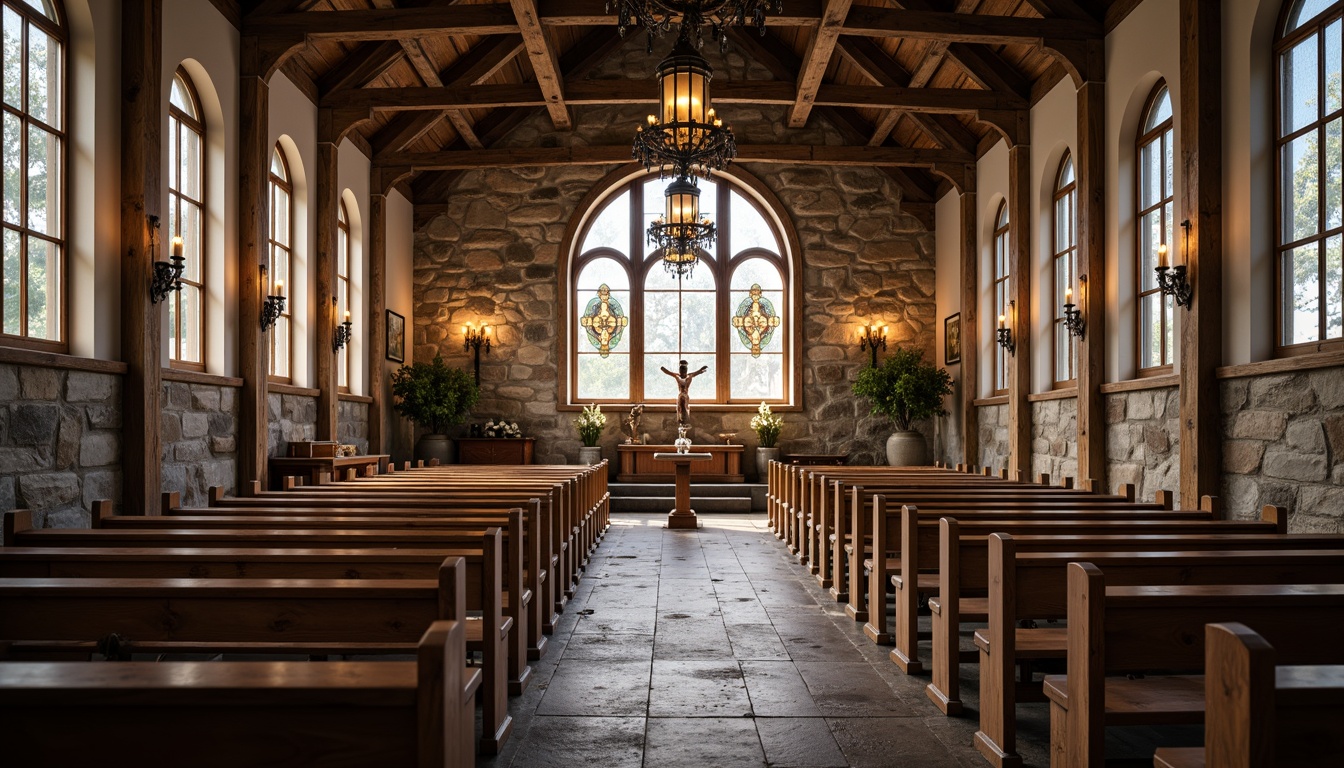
[
  {"x1": 575, "y1": 403, "x2": 605, "y2": 465},
  {"x1": 852, "y1": 347, "x2": 953, "y2": 466},
  {"x1": 390, "y1": 355, "x2": 479, "y2": 464},
  {"x1": 750, "y1": 401, "x2": 784, "y2": 481}
]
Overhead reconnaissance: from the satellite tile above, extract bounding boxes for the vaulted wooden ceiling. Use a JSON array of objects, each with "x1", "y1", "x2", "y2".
[{"x1": 233, "y1": 0, "x2": 1140, "y2": 228}]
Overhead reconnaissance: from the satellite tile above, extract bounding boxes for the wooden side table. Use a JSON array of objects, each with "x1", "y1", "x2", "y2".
[
  {"x1": 456, "y1": 438, "x2": 535, "y2": 465},
  {"x1": 654, "y1": 452, "x2": 713, "y2": 530}
]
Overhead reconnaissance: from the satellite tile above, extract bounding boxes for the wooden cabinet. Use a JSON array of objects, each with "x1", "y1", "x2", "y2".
[
  {"x1": 616, "y1": 444, "x2": 744, "y2": 482},
  {"x1": 456, "y1": 438, "x2": 535, "y2": 465}
]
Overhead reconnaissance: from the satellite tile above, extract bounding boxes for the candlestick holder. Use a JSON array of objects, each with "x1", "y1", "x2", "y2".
[
  {"x1": 858, "y1": 323, "x2": 887, "y2": 368},
  {"x1": 148, "y1": 216, "x2": 185, "y2": 304},
  {"x1": 1156, "y1": 219, "x2": 1194, "y2": 310},
  {"x1": 333, "y1": 316, "x2": 353, "y2": 351}
]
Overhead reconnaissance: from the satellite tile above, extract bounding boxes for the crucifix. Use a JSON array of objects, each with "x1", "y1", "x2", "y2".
[{"x1": 660, "y1": 359, "x2": 708, "y2": 429}]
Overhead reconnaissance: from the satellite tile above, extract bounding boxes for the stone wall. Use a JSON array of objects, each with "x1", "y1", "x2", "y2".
[
  {"x1": 1030, "y1": 397, "x2": 1079, "y2": 485},
  {"x1": 413, "y1": 35, "x2": 938, "y2": 469},
  {"x1": 1104, "y1": 387, "x2": 1180, "y2": 502},
  {"x1": 977, "y1": 404, "x2": 1009, "y2": 472},
  {"x1": 267, "y1": 392, "x2": 317, "y2": 458},
  {"x1": 338, "y1": 398, "x2": 370, "y2": 455},
  {"x1": 1220, "y1": 367, "x2": 1344, "y2": 532},
  {"x1": 0, "y1": 363, "x2": 122, "y2": 531},
  {"x1": 160, "y1": 379, "x2": 237, "y2": 508}
]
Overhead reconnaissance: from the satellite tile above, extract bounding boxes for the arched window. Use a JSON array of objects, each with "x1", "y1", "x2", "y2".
[
  {"x1": 567, "y1": 173, "x2": 793, "y2": 406},
  {"x1": 0, "y1": 0, "x2": 64, "y2": 351},
  {"x1": 1137, "y1": 82, "x2": 1175, "y2": 373},
  {"x1": 337, "y1": 197, "x2": 351, "y2": 392},
  {"x1": 1277, "y1": 0, "x2": 1344, "y2": 353},
  {"x1": 993, "y1": 201, "x2": 1010, "y2": 394},
  {"x1": 267, "y1": 144, "x2": 293, "y2": 382},
  {"x1": 1052, "y1": 153, "x2": 1077, "y2": 386},
  {"x1": 168, "y1": 68, "x2": 204, "y2": 369}
]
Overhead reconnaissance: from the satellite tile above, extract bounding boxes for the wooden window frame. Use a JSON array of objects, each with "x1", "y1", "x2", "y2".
[
  {"x1": 993, "y1": 201, "x2": 1010, "y2": 395},
  {"x1": 0, "y1": 0, "x2": 66, "y2": 353},
  {"x1": 167, "y1": 67, "x2": 205, "y2": 371},
  {"x1": 267, "y1": 145, "x2": 293, "y2": 384},
  {"x1": 1052, "y1": 153, "x2": 1077, "y2": 387},
  {"x1": 337, "y1": 197, "x2": 350, "y2": 393},
  {"x1": 1275, "y1": 0, "x2": 1344, "y2": 357},
  {"x1": 1135, "y1": 82, "x2": 1176, "y2": 376},
  {"x1": 568, "y1": 173, "x2": 793, "y2": 407}
]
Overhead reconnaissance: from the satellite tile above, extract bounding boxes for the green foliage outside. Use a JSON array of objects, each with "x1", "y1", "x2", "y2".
[
  {"x1": 1285, "y1": 68, "x2": 1344, "y2": 343},
  {"x1": 852, "y1": 348, "x2": 954, "y2": 433},
  {"x1": 390, "y1": 356, "x2": 479, "y2": 435}
]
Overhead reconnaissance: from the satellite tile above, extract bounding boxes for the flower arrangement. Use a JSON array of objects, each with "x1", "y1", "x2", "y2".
[
  {"x1": 575, "y1": 403, "x2": 606, "y2": 447},
  {"x1": 482, "y1": 419, "x2": 522, "y2": 438},
  {"x1": 750, "y1": 401, "x2": 783, "y2": 448}
]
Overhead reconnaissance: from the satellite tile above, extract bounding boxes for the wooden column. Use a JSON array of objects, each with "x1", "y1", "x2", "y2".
[
  {"x1": 1075, "y1": 69, "x2": 1107, "y2": 488},
  {"x1": 119, "y1": 0, "x2": 163, "y2": 515},
  {"x1": 958, "y1": 173, "x2": 979, "y2": 468},
  {"x1": 238, "y1": 38, "x2": 271, "y2": 488},
  {"x1": 367, "y1": 192, "x2": 387, "y2": 454},
  {"x1": 1006, "y1": 139, "x2": 1032, "y2": 479},
  {"x1": 314, "y1": 118, "x2": 339, "y2": 441},
  {"x1": 1178, "y1": 0, "x2": 1223, "y2": 510}
]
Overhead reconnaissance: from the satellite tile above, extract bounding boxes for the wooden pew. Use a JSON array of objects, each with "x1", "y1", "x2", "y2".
[
  {"x1": 968, "y1": 530, "x2": 1344, "y2": 767},
  {"x1": 1153, "y1": 622, "x2": 1344, "y2": 768},
  {"x1": 0, "y1": 619, "x2": 477, "y2": 768},
  {"x1": 1043, "y1": 564, "x2": 1344, "y2": 768}
]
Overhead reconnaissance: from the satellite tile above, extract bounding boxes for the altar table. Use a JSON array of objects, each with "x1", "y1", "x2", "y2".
[{"x1": 616, "y1": 444, "x2": 744, "y2": 482}]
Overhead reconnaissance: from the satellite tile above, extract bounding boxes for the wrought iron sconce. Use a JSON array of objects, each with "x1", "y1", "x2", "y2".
[
  {"x1": 858, "y1": 323, "x2": 887, "y2": 367},
  {"x1": 260, "y1": 266, "x2": 286, "y2": 332},
  {"x1": 148, "y1": 215, "x2": 185, "y2": 304},
  {"x1": 996, "y1": 301, "x2": 1016, "y2": 355},
  {"x1": 1155, "y1": 219, "x2": 1194, "y2": 310},
  {"x1": 1063, "y1": 275, "x2": 1086, "y2": 339},
  {"x1": 333, "y1": 305, "x2": 353, "y2": 352},
  {"x1": 463, "y1": 322, "x2": 492, "y2": 385}
]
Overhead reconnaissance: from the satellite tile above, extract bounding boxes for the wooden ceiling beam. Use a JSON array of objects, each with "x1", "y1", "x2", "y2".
[
  {"x1": 378, "y1": 143, "x2": 973, "y2": 172},
  {"x1": 401, "y1": 38, "x2": 485, "y2": 148},
  {"x1": 535, "y1": 0, "x2": 823, "y2": 27},
  {"x1": 509, "y1": 0, "x2": 570, "y2": 130},
  {"x1": 788, "y1": 0, "x2": 852, "y2": 128},
  {"x1": 244, "y1": 0, "x2": 318, "y2": 17},
  {"x1": 243, "y1": 5, "x2": 520, "y2": 43},
  {"x1": 317, "y1": 40, "x2": 405, "y2": 94},
  {"x1": 841, "y1": 5, "x2": 1102, "y2": 44},
  {"x1": 1021, "y1": 0, "x2": 1099, "y2": 23}
]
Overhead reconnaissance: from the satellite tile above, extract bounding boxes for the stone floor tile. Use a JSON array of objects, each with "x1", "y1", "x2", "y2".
[
  {"x1": 739, "y1": 660, "x2": 823, "y2": 716},
  {"x1": 725, "y1": 622, "x2": 791, "y2": 660},
  {"x1": 756, "y1": 717, "x2": 849, "y2": 768},
  {"x1": 826, "y1": 718, "x2": 968, "y2": 768},
  {"x1": 643, "y1": 717, "x2": 767, "y2": 767},
  {"x1": 653, "y1": 614, "x2": 735, "y2": 659},
  {"x1": 562, "y1": 632, "x2": 655, "y2": 662},
  {"x1": 534, "y1": 660, "x2": 650, "y2": 717},
  {"x1": 504, "y1": 716, "x2": 644, "y2": 768},
  {"x1": 794, "y1": 662, "x2": 913, "y2": 717},
  {"x1": 649, "y1": 659, "x2": 752, "y2": 717}
]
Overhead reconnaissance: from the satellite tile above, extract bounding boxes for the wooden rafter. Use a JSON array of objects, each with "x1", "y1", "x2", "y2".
[
  {"x1": 242, "y1": 5, "x2": 520, "y2": 43},
  {"x1": 509, "y1": 0, "x2": 570, "y2": 130},
  {"x1": 789, "y1": 0, "x2": 852, "y2": 128},
  {"x1": 841, "y1": 5, "x2": 1102, "y2": 44},
  {"x1": 835, "y1": 36, "x2": 976, "y2": 152},
  {"x1": 400, "y1": 38, "x2": 484, "y2": 148},
  {"x1": 533, "y1": 0, "x2": 824, "y2": 28},
  {"x1": 317, "y1": 40, "x2": 405, "y2": 94}
]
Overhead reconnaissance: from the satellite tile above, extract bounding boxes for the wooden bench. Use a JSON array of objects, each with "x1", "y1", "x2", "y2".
[
  {"x1": 1043, "y1": 564, "x2": 1344, "y2": 768},
  {"x1": 1153, "y1": 622, "x2": 1344, "y2": 768},
  {"x1": 966, "y1": 530, "x2": 1344, "y2": 767},
  {"x1": 0, "y1": 619, "x2": 477, "y2": 768}
]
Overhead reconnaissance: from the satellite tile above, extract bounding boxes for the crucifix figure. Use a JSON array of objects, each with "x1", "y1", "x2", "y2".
[{"x1": 660, "y1": 359, "x2": 709, "y2": 430}]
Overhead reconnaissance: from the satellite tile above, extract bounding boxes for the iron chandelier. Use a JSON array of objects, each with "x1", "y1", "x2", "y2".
[
  {"x1": 648, "y1": 174, "x2": 716, "y2": 278},
  {"x1": 632, "y1": 35, "x2": 737, "y2": 181},
  {"x1": 607, "y1": 0, "x2": 782, "y2": 52}
]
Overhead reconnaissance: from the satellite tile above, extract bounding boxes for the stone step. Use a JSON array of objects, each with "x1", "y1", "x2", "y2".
[
  {"x1": 609, "y1": 483, "x2": 759, "y2": 498},
  {"x1": 610, "y1": 496, "x2": 755, "y2": 514}
]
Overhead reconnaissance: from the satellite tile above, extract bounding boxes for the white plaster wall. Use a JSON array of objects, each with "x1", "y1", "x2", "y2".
[
  {"x1": 268, "y1": 73, "x2": 317, "y2": 387},
  {"x1": 935, "y1": 189, "x2": 962, "y2": 463},
  {"x1": 162, "y1": 0, "x2": 239, "y2": 376},
  {"x1": 338, "y1": 139, "x2": 371, "y2": 396},
  {"x1": 1029, "y1": 80, "x2": 1078, "y2": 391},
  {"x1": 977, "y1": 141, "x2": 1010, "y2": 399},
  {"x1": 385, "y1": 189, "x2": 415, "y2": 462}
]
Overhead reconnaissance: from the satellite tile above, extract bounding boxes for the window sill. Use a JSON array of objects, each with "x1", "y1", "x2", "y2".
[
  {"x1": 1099, "y1": 374, "x2": 1180, "y2": 394},
  {"x1": 1027, "y1": 388, "x2": 1077, "y2": 402},
  {"x1": 972, "y1": 395, "x2": 1009, "y2": 407},
  {"x1": 339, "y1": 393, "x2": 374, "y2": 404},
  {"x1": 162, "y1": 368, "x2": 243, "y2": 388},
  {"x1": 269, "y1": 382, "x2": 321, "y2": 398},
  {"x1": 1216, "y1": 349, "x2": 1344, "y2": 380},
  {"x1": 0, "y1": 346, "x2": 128, "y2": 375}
]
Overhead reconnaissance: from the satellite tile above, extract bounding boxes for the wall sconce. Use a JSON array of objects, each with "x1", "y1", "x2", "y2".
[
  {"x1": 1155, "y1": 219, "x2": 1194, "y2": 310},
  {"x1": 858, "y1": 322, "x2": 887, "y2": 367},
  {"x1": 463, "y1": 322, "x2": 492, "y2": 385},
  {"x1": 1063, "y1": 275, "x2": 1086, "y2": 339},
  {"x1": 260, "y1": 266, "x2": 286, "y2": 331},
  {"x1": 148, "y1": 215, "x2": 185, "y2": 304},
  {"x1": 996, "y1": 301, "x2": 1016, "y2": 355},
  {"x1": 333, "y1": 303, "x2": 353, "y2": 352}
]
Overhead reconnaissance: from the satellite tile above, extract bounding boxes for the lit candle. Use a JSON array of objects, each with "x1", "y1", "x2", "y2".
[
  {"x1": 462, "y1": 324, "x2": 469, "y2": 336},
  {"x1": 344, "y1": 310, "x2": 350, "y2": 322},
  {"x1": 1157, "y1": 243, "x2": 1168, "y2": 268},
  {"x1": 171, "y1": 236, "x2": 183, "y2": 259},
  {"x1": 1065, "y1": 287, "x2": 1073, "y2": 304},
  {"x1": 274, "y1": 279, "x2": 284, "y2": 297},
  {"x1": 998, "y1": 314, "x2": 1006, "y2": 329}
]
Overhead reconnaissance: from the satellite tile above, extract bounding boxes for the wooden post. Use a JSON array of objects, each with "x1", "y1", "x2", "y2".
[
  {"x1": 119, "y1": 0, "x2": 163, "y2": 516},
  {"x1": 1075, "y1": 57, "x2": 1107, "y2": 487},
  {"x1": 1006, "y1": 138, "x2": 1032, "y2": 478},
  {"x1": 1178, "y1": 0, "x2": 1223, "y2": 510},
  {"x1": 959, "y1": 171, "x2": 979, "y2": 468},
  {"x1": 238, "y1": 36, "x2": 271, "y2": 489},
  {"x1": 314, "y1": 118, "x2": 339, "y2": 441},
  {"x1": 368, "y1": 192, "x2": 388, "y2": 454}
]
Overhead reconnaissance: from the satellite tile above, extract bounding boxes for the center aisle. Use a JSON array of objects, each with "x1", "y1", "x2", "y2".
[{"x1": 485, "y1": 513, "x2": 1033, "y2": 768}]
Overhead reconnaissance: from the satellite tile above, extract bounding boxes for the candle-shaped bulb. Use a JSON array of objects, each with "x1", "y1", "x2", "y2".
[
  {"x1": 344, "y1": 310, "x2": 350, "y2": 322},
  {"x1": 462, "y1": 324, "x2": 469, "y2": 335},
  {"x1": 1157, "y1": 243, "x2": 1168, "y2": 267},
  {"x1": 647, "y1": 114, "x2": 657, "y2": 125},
  {"x1": 1065, "y1": 287, "x2": 1073, "y2": 303},
  {"x1": 998, "y1": 314, "x2": 1006, "y2": 328},
  {"x1": 171, "y1": 236, "x2": 183, "y2": 259},
  {"x1": 275, "y1": 279, "x2": 284, "y2": 297}
]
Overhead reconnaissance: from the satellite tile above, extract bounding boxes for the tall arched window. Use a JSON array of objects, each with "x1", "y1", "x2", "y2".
[
  {"x1": 1277, "y1": 0, "x2": 1344, "y2": 353},
  {"x1": 993, "y1": 201, "x2": 1010, "y2": 394},
  {"x1": 168, "y1": 68, "x2": 204, "y2": 369},
  {"x1": 337, "y1": 197, "x2": 351, "y2": 391},
  {"x1": 1137, "y1": 82, "x2": 1175, "y2": 373},
  {"x1": 568, "y1": 173, "x2": 793, "y2": 406},
  {"x1": 0, "y1": 0, "x2": 64, "y2": 350},
  {"x1": 1052, "y1": 154, "x2": 1077, "y2": 386},
  {"x1": 268, "y1": 145, "x2": 293, "y2": 382}
]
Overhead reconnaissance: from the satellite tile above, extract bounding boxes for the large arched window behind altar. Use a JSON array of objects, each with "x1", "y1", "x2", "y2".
[{"x1": 562, "y1": 170, "x2": 799, "y2": 409}]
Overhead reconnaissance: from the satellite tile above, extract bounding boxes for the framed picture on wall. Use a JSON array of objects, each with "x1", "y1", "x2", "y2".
[
  {"x1": 944, "y1": 313, "x2": 961, "y2": 365},
  {"x1": 386, "y1": 310, "x2": 405, "y2": 363}
]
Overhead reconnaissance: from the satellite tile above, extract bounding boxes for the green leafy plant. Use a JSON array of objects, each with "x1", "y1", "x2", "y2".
[
  {"x1": 750, "y1": 401, "x2": 783, "y2": 448},
  {"x1": 575, "y1": 403, "x2": 606, "y2": 447},
  {"x1": 389, "y1": 356, "x2": 479, "y2": 435},
  {"x1": 852, "y1": 347, "x2": 954, "y2": 432}
]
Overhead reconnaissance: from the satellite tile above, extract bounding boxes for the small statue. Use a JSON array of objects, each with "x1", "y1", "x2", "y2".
[
  {"x1": 660, "y1": 359, "x2": 709, "y2": 429},
  {"x1": 621, "y1": 404, "x2": 644, "y2": 444}
]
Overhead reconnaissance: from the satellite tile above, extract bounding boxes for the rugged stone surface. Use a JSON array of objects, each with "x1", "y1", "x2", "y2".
[
  {"x1": 267, "y1": 393, "x2": 317, "y2": 459},
  {"x1": 161, "y1": 380, "x2": 238, "y2": 508},
  {"x1": 1030, "y1": 397, "x2": 1079, "y2": 485},
  {"x1": 1103, "y1": 387, "x2": 1179, "y2": 502},
  {"x1": 338, "y1": 399, "x2": 370, "y2": 455},
  {"x1": 977, "y1": 404, "x2": 1008, "y2": 472}
]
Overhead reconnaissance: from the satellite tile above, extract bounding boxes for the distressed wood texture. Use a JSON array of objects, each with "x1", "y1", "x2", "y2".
[
  {"x1": 1006, "y1": 139, "x2": 1031, "y2": 479},
  {"x1": 238, "y1": 36, "x2": 271, "y2": 488},
  {"x1": 1075, "y1": 68, "x2": 1106, "y2": 485}
]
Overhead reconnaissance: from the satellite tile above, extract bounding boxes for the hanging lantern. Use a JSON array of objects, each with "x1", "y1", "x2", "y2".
[{"x1": 648, "y1": 174, "x2": 715, "y2": 277}]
